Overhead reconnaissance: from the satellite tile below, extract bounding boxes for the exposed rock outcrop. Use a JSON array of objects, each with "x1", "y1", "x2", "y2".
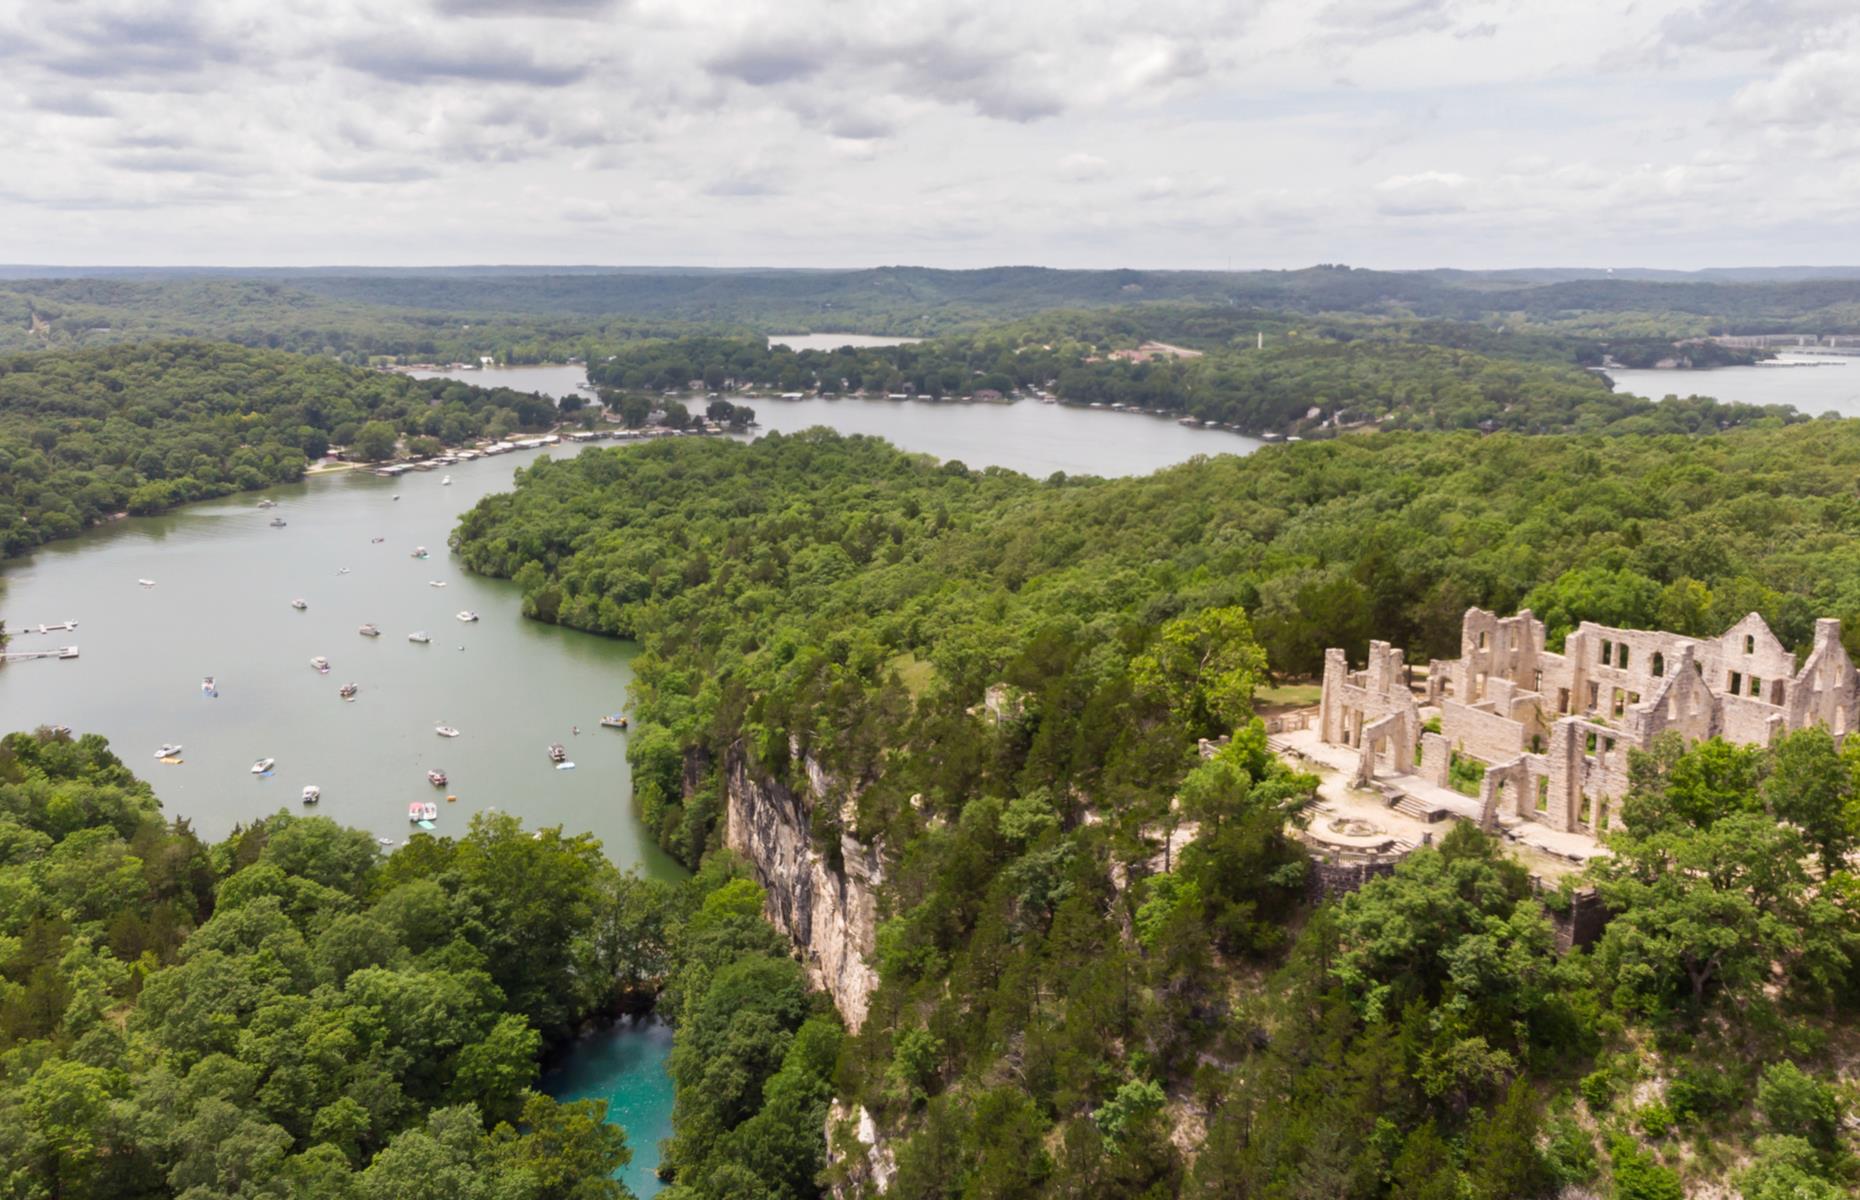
[
  {"x1": 721, "y1": 741, "x2": 883, "y2": 1031},
  {"x1": 826, "y1": 1100, "x2": 897, "y2": 1199}
]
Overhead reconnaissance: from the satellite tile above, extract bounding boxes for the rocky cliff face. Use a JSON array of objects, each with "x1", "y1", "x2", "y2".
[{"x1": 721, "y1": 742, "x2": 883, "y2": 1032}]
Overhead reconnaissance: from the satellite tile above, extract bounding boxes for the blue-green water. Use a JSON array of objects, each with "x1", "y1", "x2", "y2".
[{"x1": 542, "y1": 1017, "x2": 676, "y2": 1196}]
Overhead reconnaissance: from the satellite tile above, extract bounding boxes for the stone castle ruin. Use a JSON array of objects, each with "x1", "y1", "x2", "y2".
[{"x1": 1316, "y1": 607, "x2": 1859, "y2": 841}]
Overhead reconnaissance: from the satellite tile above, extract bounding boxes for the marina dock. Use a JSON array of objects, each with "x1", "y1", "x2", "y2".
[{"x1": 2, "y1": 646, "x2": 79, "y2": 663}]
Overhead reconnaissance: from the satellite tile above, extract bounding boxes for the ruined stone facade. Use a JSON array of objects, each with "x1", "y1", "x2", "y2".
[
  {"x1": 1322, "y1": 607, "x2": 1860, "y2": 839},
  {"x1": 1318, "y1": 640, "x2": 1422, "y2": 787}
]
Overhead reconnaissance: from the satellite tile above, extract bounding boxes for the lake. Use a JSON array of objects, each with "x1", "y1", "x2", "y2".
[
  {"x1": 0, "y1": 378, "x2": 1258, "y2": 1191},
  {"x1": 0, "y1": 447, "x2": 683, "y2": 875},
  {"x1": 407, "y1": 363, "x2": 596, "y2": 400},
  {"x1": 408, "y1": 365, "x2": 1262, "y2": 477},
  {"x1": 747, "y1": 394, "x2": 1258, "y2": 476},
  {"x1": 767, "y1": 333, "x2": 924, "y2": 351},
  {"x1": 1607, "y1": 353, "x2": 1860, "y2": 416}
]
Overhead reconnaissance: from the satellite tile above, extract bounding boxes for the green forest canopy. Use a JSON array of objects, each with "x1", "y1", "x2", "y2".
[
  {"x1": 0, "y1": 341, "x2": 560, "y2": 558},
  {"x1": 452, "y1": 428, "x2": 1860, "y2": 1197},
  {"x1": 0, "y1": 728, "x2": 841, "y2": 1200},
  {"x1": 588, "y1": 319, "x2": 1799, "y2": 438}
]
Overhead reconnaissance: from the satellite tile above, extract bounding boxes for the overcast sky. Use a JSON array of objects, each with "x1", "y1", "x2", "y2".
[{"x1": 3, "y1": 0, "x2": 1856, "y2": 270}]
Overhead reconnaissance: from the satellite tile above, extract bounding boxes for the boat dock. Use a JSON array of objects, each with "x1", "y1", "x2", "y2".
[
  {"x1": 15, "y1": 620, "x2": 79, "y2": 635},
  {"x1": 2, "y1": 645, "x2": 79, "y2": 663}
]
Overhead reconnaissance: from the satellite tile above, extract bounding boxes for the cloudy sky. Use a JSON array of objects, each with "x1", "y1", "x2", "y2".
[{"x1": 3, "y1": 0, "x2": 1857, "y2": 270}]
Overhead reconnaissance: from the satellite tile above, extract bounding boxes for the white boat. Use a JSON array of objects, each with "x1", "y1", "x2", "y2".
[
  {"x1": 301, "y1": 785, "x2": 321, "y2": 804},
  {"x1": 441, "y1": 475, "x2": 452, "y2": 486},
  {"x1": 337, "y1": 567, "x2": 350, "y2": 576},
  {"x1": 257, "y1": 498, "x2": 276, "y2": 509},
  {"x1": 408, "y1": 801, "x2": 439, "y2": 823},
  {"x1": 435, "y1": 724, "x2": 460, "y2": 738},
  {"x1": 456, "y1": 610, "x2": 479, "y2": 623},
  {"x1": 556, "y1": 761, "x2": 576, "y2": 770},
  {"x1": 371, "y1": 536, "x2": 385, "y2": 544},
  {"x1": 291, "y1": 599, "x2": 308, "y2": 611},
  {"x1": 339, "y1": 683, "x2": 358, "y2": 701},
  {"x1": 154, "y1": 743, "x2": 182, "y2": 759},
  {"x1": 138, "y1": 579, "x2": 155, "y2": 588},
  {"x1": 429, "y1": 580, "x2": 447, "y2": 588},
  {"x1": 377, "y1": 836, "x2": 396, "y2": 847},
  {"x1": 600, "y1": 713, "x2": 629, "y2": 729},
  {"x1": 411, "y1": 546, "x2": 429, "y2": 559},
  {"x1": 251, "y1": 757, "x2": 275, "y2": 774},
  {"x1": 201, "y1": 676, "x2": 218, "y2": 697},
  {"x1": 548, "y1": 742, "x2": 567, "y2": 763},
  {"x1": 310, "y1": 656, "x2": 330, "y2": 673},
  {"x1": 358, "y1": 623, "x2": 380, "y2": 637},
  {"x1": 408, "y1": 631, "x2": 431, "y2": 644}
]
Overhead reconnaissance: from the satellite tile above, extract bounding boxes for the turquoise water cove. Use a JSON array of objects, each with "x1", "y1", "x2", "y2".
[{"x1": 542, "y1": 1018, "x2": 677, "y2": 1197}]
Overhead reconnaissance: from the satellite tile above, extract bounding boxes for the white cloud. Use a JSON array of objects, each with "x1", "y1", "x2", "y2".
[
  {"x1": 1373, "y1": 170, "x2": 1472, "y2": 216},
  {"x1": 0, "y1": 0, "x2": 1858, "y2": 267}
]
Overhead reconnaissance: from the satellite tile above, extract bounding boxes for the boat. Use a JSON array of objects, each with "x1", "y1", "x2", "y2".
[
  {"x1": 257, "y1": 498, "x2": 276, "y2": 509},
  {"x1": 301, "y1": 785, "x2": 321, "y2": 805},
  {"x1": 138, "y1": 579, "x2": 155, "y2": 588},
  {"x1": 337, "y1": 567, "x2": 350, "y2": 576},
  {"x1": 429, "y1": 580, "x2": 447, "y2": 588},
  {"x1": 556, "y1": 761, "x2": 576, "y2": 770},
  {"x1": 269, "y1": 517, "x2": 287, "y2": 528},
  {"x1": 377, "y1": 836, "x2": 395, "y2": 847},
  {"x1": 411, "y1": 546, "x2": 429, "y2": 559},
  {"x1": 371, "y1": 536, "x2": 385, "y2": 544},
  {"x1": 310, "y1": 656, "x2": 330, "y2": 673},
  {"x1": 599, "y1": 713, "x2": 629, "y2": 730},
  {"x1": 427, "y1": 769, "x2": 448, "y2": 787},
  {"x1": 456, "y1": 610, "x2": 479, "y2": 623},
  {"x1": 154, "y1": 743, "x2": 183, "y2": 759},
  {"x1": 291, "y1": 599, "x2": 308, "y2": 611},
  {"x1": 408, "y1": 631, "x2": 431, "y2": 644},
  {"x1": 435, "y1": 724, "x2": 460, "y2": 738},
  {"x1": 251, "y1": 757, "x2": 275, "y2": 775},
  {"x1": 408, "y1": 801, "x2": 439, "y2": 826},
  {"x1": 358, "y1": 623, "x2": 380, "y2": 637},
  {"x1": 442, "y1": 475, "x2": 452, "y2": 486},
  {"x1": 202, "y1": 676, "x2": 218, "y2": 698},
  {"x1": 446, "y1": 793, "x2": 458, "y2": 802},
  {"x1": 339, "y1": 683, "x2": 358, "y2": 701},
  {"x1": 548, "y1": 742, "x2": 567, "y2": 763},
  {"x1": 57, "y1": 647, "x2": 79, "y2": 659}
]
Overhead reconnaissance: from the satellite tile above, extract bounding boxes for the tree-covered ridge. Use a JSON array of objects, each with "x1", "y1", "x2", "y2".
[
  {"x1": 456, "y1": 421, "x2": 1860, "y2": 750},
  {"x1": 453, "y1": 430, "x2": 1860, "y2": 1197},
  {"x1": 14, "y1": 266, "x2": 1860, "y2": 358},
  {"x1": 20, "y1": 264, "x2": 1860, "y2": 344},
  {"x1": 0, "y1": 278, "x2": 722, "y2": 363},
  {"x1": 0, "y1": 341, "x2": 560, "y2": 557},
  {"x1": 587, "y1": 322, "x2": 1798, "y2": 439},
  {"x1": 0, "y1": 727, "x2": 839, "y2": 1200}
]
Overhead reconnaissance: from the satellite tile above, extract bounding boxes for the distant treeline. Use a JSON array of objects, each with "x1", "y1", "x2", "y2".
[
  {"x1": 9, "y1": 265, "x2": 1860, "y2": 360},
  {"x1": 0, "y1": 341, "x2": 559, "y2": 557},
  {"x1": 585, "y1": 315, "x2": 1803, "y2": 438}
]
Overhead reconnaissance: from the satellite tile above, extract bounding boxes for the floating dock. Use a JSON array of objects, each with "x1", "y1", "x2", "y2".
[{"x1": 3, "y1": 646, "x2": 79, "y2": 662}]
